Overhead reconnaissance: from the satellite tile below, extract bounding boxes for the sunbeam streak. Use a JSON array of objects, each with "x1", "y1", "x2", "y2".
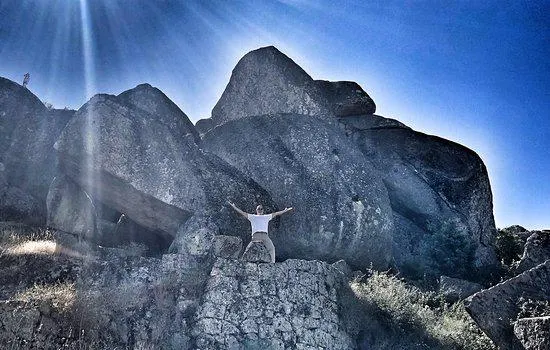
[{"x1": 80, "y1": 0, "x2": 95, "y2": 99}]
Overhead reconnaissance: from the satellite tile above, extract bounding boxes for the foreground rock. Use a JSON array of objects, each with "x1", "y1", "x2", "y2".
[
  {"x1": 193, "y1": 258, "x2": 355, "y2": 349},
  {"x1": 241, "y1": 241, "x2": 271, "y2": 263},
  {"x1": 203, "y1": 113, "x2": 394, "y2": 270},
  {"x1": 514, "y1": 316, "x2": 550, "y2": 350},
  {"x1": 54, "y1": 86, "x2": 271, "y2": 240},
  {"x1": 466, "y1": 260, "x2": 550, "y2": 349},
  {"x1": 0, "y1": 77, "x2": 74, "y2": 223},
  {"x1": 210, "y1": 46, "x2": 375, "y2": 127}
]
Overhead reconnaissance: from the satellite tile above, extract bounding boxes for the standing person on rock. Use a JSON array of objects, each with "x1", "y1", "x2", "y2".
[{"x1": 227, "y1": 200, "x2": 293, "y2": 263}]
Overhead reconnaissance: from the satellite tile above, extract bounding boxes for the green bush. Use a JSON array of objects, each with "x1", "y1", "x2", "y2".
[
  {"x1": 495, "y1": 229, "x2": 523, "y2": 265},
  {"x1": 350, "y1": 270, "x2": 495, "y2": 349}
]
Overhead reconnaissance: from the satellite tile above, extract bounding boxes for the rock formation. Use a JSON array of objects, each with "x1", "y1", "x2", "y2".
[
  {"x1": 466, "y1": 259, "x2": 550, "y2": 349},
  {"x1": 514, "y1": 316, "x2": 550, "y2": 350},
  {"x1": 193, "y1": 258, "x2": 355, "y2": 349},
  {"x1": 517, "y1": 230, "x2": 550, "y2": 273},
  {"x1": 209, "y1": 46, "x2": 375, "y2": 128},
  {"x1": 202, "y1": 113, "x2": 394, "y2": 270},
  {"x1": 0, "y1": 44, "x2": 515, "y2": 348},
  {"x1": 0, "y1": 77, "x2": 74, "y2": 223},
  {"x1": 345, "y1": 122, "x2": 497, "y2": 277},
  {"x1": 53, "y1": 87, "x2": 272, "y2": 242}
]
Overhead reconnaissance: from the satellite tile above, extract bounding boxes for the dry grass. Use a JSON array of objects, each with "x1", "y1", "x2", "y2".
[
  {"x1": 13, "y1": 282, "x2": 76, "y2": 312},
  {"x1": 0, "y1": 222, "x2": 90, "y2": 259},
  {"x1": 351, "y1": 271, "x2": 495, "y2": 350}
]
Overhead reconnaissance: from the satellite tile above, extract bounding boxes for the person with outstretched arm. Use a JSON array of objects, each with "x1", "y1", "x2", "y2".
[{"x1": 227, "y1": 200, "x2": 293, "y2": 263}]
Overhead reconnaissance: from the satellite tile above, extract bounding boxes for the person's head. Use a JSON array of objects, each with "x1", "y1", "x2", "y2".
[{"x1": 256, "y1": 204, "x2": 264, "y2": 215}]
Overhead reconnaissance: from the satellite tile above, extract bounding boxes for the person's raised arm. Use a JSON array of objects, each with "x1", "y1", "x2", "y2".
[
  {"x1": 227, "y1": 200, "x2": 249, "y2": 218},
  {"x1": 272, "y1": 207, "x2": 293, "y2": 218}
]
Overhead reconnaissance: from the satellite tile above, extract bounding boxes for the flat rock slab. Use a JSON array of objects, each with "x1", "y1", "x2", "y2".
[
  {"x1": 192, "y1": 258, "x2": 355, "y2": 349},
  {"x1": 466, "y1": 260, "x2": 550, "y2": 350}
]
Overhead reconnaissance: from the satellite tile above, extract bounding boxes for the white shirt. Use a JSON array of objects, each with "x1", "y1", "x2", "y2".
[{"x1": 247, "y1": 214, "x2": 273, "y2": 234}]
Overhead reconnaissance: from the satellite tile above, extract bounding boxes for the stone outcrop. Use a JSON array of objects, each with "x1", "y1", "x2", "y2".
[
  {"x1": 46, "y1": 174, "x2": 96, "y2": 241},
  {"x1": 517, "y1": 231, "x2": 550, "y2": 273},
  {"x1": 211, "y1": 46, "x2": 375, "y2": 126},
  {"x1": 241, "y1": 241, "x2": 272, "y2": 263},
  {"x1": 438, "y1": 275, "x2": 483, "y2": 303},
  {"x1": 0, "y1": 77, "x2": 74, "y2": 223},
  {"x1": 192, "y1": 258, "x2": 355, "y2": 349},
  {"x1": 54, "y1": 87, "x2": 272, "y2": 240},
  {"x1": 514, "y1": 316, "x2": 550, "y2": 350},
  {"x1": 346, "y1": 123, "x2": 497, "y2": 278},
  {"x1": 212, "y1": 235, "x2": 243, "y2": 259},
  {"x1": 202, "y1": 113, "x2": 394, "y2": 270},
  {"x1": 466, "y1": 260, "x2": 550, "y2": 349},
  {"x1": 117, "y1": 83, "x2": 200, "y2": 144}
]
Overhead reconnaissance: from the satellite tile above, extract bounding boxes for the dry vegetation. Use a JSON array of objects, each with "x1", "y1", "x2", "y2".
[{"x1": 351, "y1": 270, "x2": 495, "y2": 350}]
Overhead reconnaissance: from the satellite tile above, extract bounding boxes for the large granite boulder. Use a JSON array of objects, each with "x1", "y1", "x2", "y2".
[
  {"x1": 54, "y1": 86, "x2": 272, "y2": 240},
  {"x1": 117, "y1": 83, "x2": 200, "y2": 144},
  {"x1": 0, "y1": 77, "x2": 74, "y2": 223},
  {"x1": 345, "y1": 119, "x2": 497, "y2": 278},
  {"x1": 202, "y1": 113, "x2": 394, "y2": 270},
  {"x1": 465, "y1": 260, "x2": 550, "y2": 349},
  {"x1": 210, "y1": 46, "x2": 375, "y2": 127}
]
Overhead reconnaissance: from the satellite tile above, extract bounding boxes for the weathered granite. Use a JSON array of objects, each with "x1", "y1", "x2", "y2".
[
  {"x1": 438, "y1": 275, "x2": 483, "y2": 303},
  {"x1": 241, "y1": 241, "x2": 271, "y2": 263},
  {"x1": 0, "y1": 77, "x2": 74, "y2": 223},
  {"x1": 212, "y1": 235, "x2": 243, "y2": 259},
  {"x1": 46, "y1": 174, "x2": 97, "y2": 241},
  {"x1": 514, "y1": 316, "x2": 550, "y2": 350},
  {"x1": 54, "y1": 89, "x2": 272, "y2": 239},
  {"x1": 211, "y1": 46, "x2": 375, "y2": 126},
  {"x1": 192, "y1": 258, "x2": 356, "y2": 349},
  {"x1": 517, "y1": 231, "x2": 550, "y2": 273},
  {"x1": 348, "y1": 124, "x2": 498, "y2": 278},
  {"x1": 466, "y1": 260, "x2": 550, "y2": 349},
  {"x1": 202, "y1": 113, "x2": 394, "y2": 270}
]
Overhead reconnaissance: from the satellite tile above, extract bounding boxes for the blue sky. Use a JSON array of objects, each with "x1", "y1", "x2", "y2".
[{"x1": 0, "y1": 0, "x2": 548, "y2": 229}]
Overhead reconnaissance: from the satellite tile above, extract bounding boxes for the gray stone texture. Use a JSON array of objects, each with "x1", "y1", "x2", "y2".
[
  {"x1": 54, "y1": 87, "x2": 272, "y2": 239},
  {"x1": 517, "y1": 231, "x2": 550, "y2": 273},
  {"x1": 514, "y1": 316, "x2": 550, "y2": 350},
  {"x1": 192, "y1": 258, "x2": 355, "y2": 349},
  {"x1": 211, "y1": 46, "x2": 375, "y2": 126},
  {"x1": 0, "y1": 77, "x2": 74, "y2": 223},
  {"x1": 438, "y1": 275, "x2": 483, "y2": 303},
  {"x1": 212, "y1": 235, "x2": 243, "y2": 259},
  {"x1": 241, "y1": 241, "x2": 271, "y2": 263},
  {"x1": 345, "y1": 122, "x2": 498, "y2": 277},
  {"x1": 465, "y1": 260, "x2": 550, "y2": 350},
  {"x1": 46, "y1": 174, "x2": 97, "y2": 241},
  {"x1": 202, "y1": 113, "x2": 394, "y2": 270}
]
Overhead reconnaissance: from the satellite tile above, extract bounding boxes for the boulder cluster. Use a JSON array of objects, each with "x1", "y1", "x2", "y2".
[
  {"x1": 3, "y1": 46, "x2": 548, "y2": 349},
  {"x1": 1, "y1": 46, "x2": 498, "y2": 279}
]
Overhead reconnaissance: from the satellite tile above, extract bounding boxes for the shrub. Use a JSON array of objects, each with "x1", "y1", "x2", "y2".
[
  {"x1": 350, "y1": 270, "x2": 495, "y2": 349},
  {"x1": 495, "y1": 229, "x2": 523, "y2": 265}
]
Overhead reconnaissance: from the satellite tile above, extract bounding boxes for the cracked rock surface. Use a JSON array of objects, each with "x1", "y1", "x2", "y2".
[{"x1": 192, "y1": 258, "x2": 355, "y2": 349}]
